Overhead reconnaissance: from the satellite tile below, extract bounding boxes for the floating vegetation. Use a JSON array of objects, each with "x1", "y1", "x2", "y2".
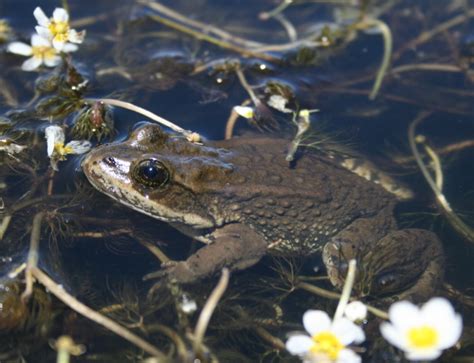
[{"x1": 0, "y1": 0, "x2": 473, "y2": 362}]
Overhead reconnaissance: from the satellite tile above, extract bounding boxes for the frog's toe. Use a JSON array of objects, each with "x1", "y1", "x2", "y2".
[
  {"x1": 143, "y1": 261, "x2": 178, "y2": 280},
  {"x1": 144, "y1": 260, "x2": 196, "y2": 284}
]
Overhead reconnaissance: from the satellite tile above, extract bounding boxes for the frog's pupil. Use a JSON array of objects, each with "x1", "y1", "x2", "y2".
[
  {"x1": 135, "y1": 159, "x2": 169, "y2": 187},
  {"x1": 142, "y1": 164, "x2": 159, "y2": 179}
]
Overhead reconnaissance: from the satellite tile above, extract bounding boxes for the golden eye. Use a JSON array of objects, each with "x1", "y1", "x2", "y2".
[{"x1": 132, "y1": 159, "x2": 169, "y2": 188}]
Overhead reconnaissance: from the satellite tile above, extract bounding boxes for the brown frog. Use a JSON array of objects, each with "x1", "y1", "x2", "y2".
[{"x1": 82, "y1": 123, "x2": 444, "y2": 300}]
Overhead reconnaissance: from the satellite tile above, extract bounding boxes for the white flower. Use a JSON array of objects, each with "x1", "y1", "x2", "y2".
[
  {"x1": 286, "y1": 310, "x2": 365, "y2": 363},
  {"x1": 45, "y1": 125, "x2": 91, "y2": 170},
  {"x1": 380, "y1": 297, "x2": 462, "y2": 361},
  {"x1": 34, "y1": 7, "x2": 85, "y2": 51},
  {"x1": 179, "y1": 294, "x2": 197, "y2": 314},
  {"x1": 0, "y1": 137, "x2": 27, "y2": 155},
  {"x1": 233, "y1": 105, "x2": 254, "y2": 119},
  {"x1": 267, "y1": 94, "x2": 292, "y2": 113},
  {"x1": 7, "y1": 34, "x2": 63, "y2": 71},
  {"x1": 344, "y1": 301, "x2": 367, "y2": 323}
]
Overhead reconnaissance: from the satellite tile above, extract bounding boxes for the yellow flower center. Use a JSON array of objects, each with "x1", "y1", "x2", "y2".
[
  {"x1": 31, "y1": 46, "x2": 57, "y2": 60},
  {"x1": 407, "y1": 325, "x2": 438, "y2": 349},
  {"x1": 54, "y1": 143, "x2": 73, "y2": 157},
  {"x1": 48, "y1": 20, "x2": 70, "y2": 42},
  {"x1": 310, "y1": 331, "x2": 343, "y2": 360}
]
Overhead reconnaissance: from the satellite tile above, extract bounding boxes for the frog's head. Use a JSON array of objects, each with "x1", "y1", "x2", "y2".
[
  {"x1": 82, "y1": 123, "x2": 234, "y2": 228},
  {"x1": 322, "y1": 229, "x2": 444, "y2": 303}
]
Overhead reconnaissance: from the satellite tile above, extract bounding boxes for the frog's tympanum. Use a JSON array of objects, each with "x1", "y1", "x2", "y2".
[{"x1": 83, "y1": 123, "x2": 444, "y2": 300}]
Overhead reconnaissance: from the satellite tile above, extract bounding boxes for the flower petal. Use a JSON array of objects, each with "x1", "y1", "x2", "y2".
[
  {"x1": 44, "y1": 55, "x2": 62, "y2": 67},
  {"x1": 31, "y1": 34, "x2": 51, "y2": 47},
  {"x1": 53, "y1": 8, "x2": 69, "y2": 23},
  {"x1": 420, "y1": 298, "x2": 463, "y2": 350},
  {"x1": 286, "y1": 334, "x2": 313, "y2": 356},
  {"x1": 233, "y1": 106, "x2": 254, "y2": 119},
  {"x1": 45, "y1": 125, "x2": 65, "y2": 156},
  {"x1": 68, "y1": 29, "x2": 85, "y2": 44},
  {"x1": 62, "y1": 42, "x2": 78, "y2": 53},
  {"x1": 33, "y1": 7, "x2": 50, "y2": 27},
  {"x1": 21, "y1": 57, "x2": 42, "y2": 71},
  {"x1": 65, "y1": 140, "x2": 92, "y2": 155},
  {"x1": 7, "y1": 42, "x2": 32, "y2": 56},
  {"x1": 344, "y1": 301, "x2": 367, "y2": 322},
  {"x1": 437, "y1": 314, "x2": 462, "y2": 350},
  {"x1": 337, "y1": 348, "x2": 362, "y2": 363},
  {"x1": 421, "y1": 298, "x2": 455, "y2": 322},
  {"x1": 303, "y1": 310, "x2": 331, "y2": 336},
  {"x1": 405, "y1": 348, "x2": 442, "y2": 361},
  {"x1": 35, "y1": 26, "x2": 52, "y2": 39},
  {"x1": 380, "y1": 322, "x2": 407, "y2": 350},
  {"x1": 52, "y1": 38, "x2": 65, "y2": 51},
  {"x1": 331, "y1": 318, "x2": 365, "y2": 345},
  {"x1": 388, "y1": 300, "x2": 421, "y2": 332}
]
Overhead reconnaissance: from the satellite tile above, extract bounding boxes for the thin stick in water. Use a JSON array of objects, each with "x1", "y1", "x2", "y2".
[
  {"x1": 193, "y1": 268, "x2": 230, "y2": 352},
  {"x1": 32, "y1": 267, "x2": 167, "y2": 359}
]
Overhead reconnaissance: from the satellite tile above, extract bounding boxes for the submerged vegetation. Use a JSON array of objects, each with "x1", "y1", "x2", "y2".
[{"x1": 0, "y1": 0, "x2": 473, "y2": 362}]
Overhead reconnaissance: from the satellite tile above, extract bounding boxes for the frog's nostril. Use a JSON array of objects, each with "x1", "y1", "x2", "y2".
[{"x1": 103, "y1": 156, "x2": 116, "y2": 167}]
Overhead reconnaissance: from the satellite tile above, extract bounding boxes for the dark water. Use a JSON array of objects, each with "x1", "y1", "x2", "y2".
[{"x1": 0, "y1": 0, "x2": 473, "y2": 362}]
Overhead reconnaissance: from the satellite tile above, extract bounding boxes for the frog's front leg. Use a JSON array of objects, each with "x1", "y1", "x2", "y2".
[{"x1": 146, "y1": 223, "x2": 268, "y2": 284}]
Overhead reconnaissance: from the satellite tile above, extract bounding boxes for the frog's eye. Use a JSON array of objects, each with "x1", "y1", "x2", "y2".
[
  {"x1": 373, "y1": 270, "x2": 410, "y2": 295},
  {"x1": 133, "y1": 159, "x2": 169, "y2": 188}
]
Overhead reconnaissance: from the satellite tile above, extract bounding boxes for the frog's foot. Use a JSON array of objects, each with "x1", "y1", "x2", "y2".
[
  {"x1": 323, "y1": 228, "x2": 444, "y2": 303},
  {"x1": 143, "y1": 223, "x2": 268, "y2": 286}
]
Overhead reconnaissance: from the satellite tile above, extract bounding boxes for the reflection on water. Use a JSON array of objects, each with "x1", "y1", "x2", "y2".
[{"x1": 0, "y1": 0, "x2": 473, "y2": 362}]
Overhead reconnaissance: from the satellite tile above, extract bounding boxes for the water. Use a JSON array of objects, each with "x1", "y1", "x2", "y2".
[{"x1": 0, "y1": 0, "x2": 473, "y2": 362}]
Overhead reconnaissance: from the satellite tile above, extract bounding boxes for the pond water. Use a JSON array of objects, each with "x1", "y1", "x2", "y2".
[{"x1": 0, "y1": 0, "x2": 473, "y2": 362}]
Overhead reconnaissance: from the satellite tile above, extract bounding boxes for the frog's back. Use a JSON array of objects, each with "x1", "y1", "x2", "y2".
[{"x1": 207, "y1": 136, "x2": 396, "y2": 254}]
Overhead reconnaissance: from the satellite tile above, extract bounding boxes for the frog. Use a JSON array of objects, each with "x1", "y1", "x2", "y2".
[{"x1": 82, "y1": 123, "x2": 444, "y2": 301}]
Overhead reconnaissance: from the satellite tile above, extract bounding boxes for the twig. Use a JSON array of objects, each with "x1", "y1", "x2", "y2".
[
  {"x1": 54, "y1": 336, "x2": 85, "y2": 363},
  {"x1": 356, "y1": 19, "x2": 392, "y2": 100},
  {"x1": 391, "y1": 63, "x2": 463, "y2": 75},
  {"x1": 147, "y1": 13, "x2": 279, "y2": 62},
  {"x1": 0, "y1": 215, "x2": 12, "y2": 240},
  {"x1": 138, "y1": 0, "x2": 263, "y2": 48},
  {"x1": 235, "y1": 68, "x2": 260, "y2": 106},
  {"x1": 254, "y1": 326, "x2": 286, "y2": 350},
  {"x1": 259, "y1": 0, "x2": 293, "y2": 21},
  {"x1": 297, "y1": 281, "x2": 388, "y2": 319},
  {"x1": 366, "y1": 305, "x2": 389, "y2": 320},
  {"x1": 394, "y1": 139, "x2": 474, "y2": 164},
  {"x1": 333, "y1": 259, "x2": 356, "y2": 321},
  {"x1": 72, "y1": 228, "x2": 132, "y2": 238},
  {"x1": 193, "y1": 268, "x2": 230, "y2": 353},
  {"x1": 408, "y1": 113, "x2": 474, "y2": 243},
  {"x1": 297, "y1": 281, "x2": 341, "y2": 299},
  {"x1": 134, "y1": 235, "x2": 171, "y2": 264},
  {"x1": 61, "y1": 0, "x2": 70, "y2": 14},
  {"x1": 87, "y1": 98, "x2": 200, "y2": 142},
  {"x1": 421, "y1": 139, "x2": 443, "y2": 190},
  {"x1": 274, "y1": 14, "x2": 298, "y2": 42},
  {"x1": 393, "y1": 9, "x2": 474, "y2": 61},
  {"x1": 147, "y1": 324, "x2": 188, "y2": 360},
  {"x1": 32, "y1": 267, "x2": 167, "y2": 359},
  {"x1": 22, "y1": 211, "x2": 44, "y2": 301},
  {"x1": 225, "y1": 99, "x2": 251, "y2": 139}
]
